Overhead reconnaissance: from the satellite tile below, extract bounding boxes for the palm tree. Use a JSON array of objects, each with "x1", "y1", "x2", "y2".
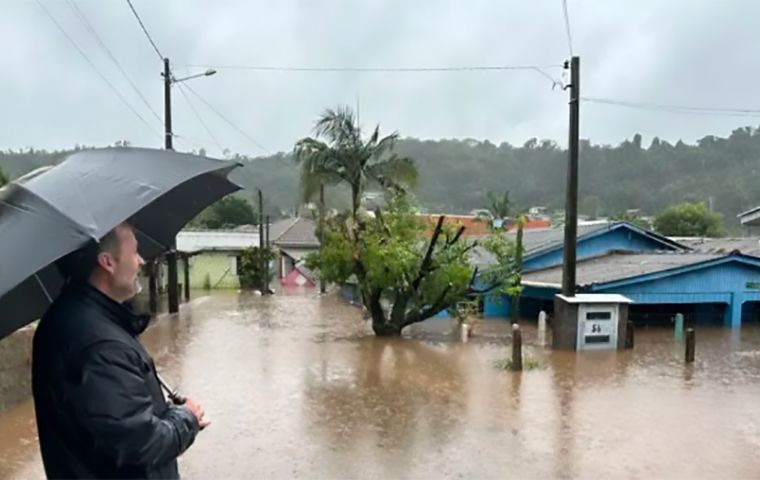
[
  {"x1": 294, "y1": 106, "x2": 417, "y2": 219},
  {"x1": 486, "y1": 190, "x2": 511, "y2": 220}
]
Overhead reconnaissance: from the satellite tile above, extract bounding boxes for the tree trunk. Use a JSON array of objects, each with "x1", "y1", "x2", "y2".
[
  {"x1": 351, "y1": 186, "x2": 361, "y2": 220},
  {"x1": 367, "y1": 288, "x2": 404, "y2": 336}
]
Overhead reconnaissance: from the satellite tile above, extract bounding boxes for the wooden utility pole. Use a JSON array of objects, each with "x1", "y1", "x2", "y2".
[
  {"x1": 164, "y1": 57, "x2": 179, "y2": 314},
  {"x1": 319, "y1": 183, "x2": 326, "y2": 294},
  {"x1": 561, "y1": 56, "x2": 580, "y2": 297},
  {"x1": 258, "y1": 189, "x2": 265, "y2": 293},
  {"x1": 264, "y1": 215, "x2": 271, "y2": 294}
]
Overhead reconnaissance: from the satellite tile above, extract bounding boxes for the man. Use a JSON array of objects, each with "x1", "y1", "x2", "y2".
[{"x1": 32, "y1": 223, "x2": 209, "y2": 479}]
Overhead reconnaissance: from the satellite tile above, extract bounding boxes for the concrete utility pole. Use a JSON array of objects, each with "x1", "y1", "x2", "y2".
[{"x1": 561, "y1": 56, "x2": 580, "y2": 297}]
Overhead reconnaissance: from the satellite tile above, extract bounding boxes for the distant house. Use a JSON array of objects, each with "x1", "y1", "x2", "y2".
[
  {"x1": 269, "y1": 217, "x2": 321, "y2": 280},
  {"x1": 471, "y1": 220, "x2": 760, "y2": 327},
  {"x1": 281, "y1": 263, "x2": 317, "y2": 287},
  {"x1": 174, "y1": 229, "x2": 260, "y2": 289}
]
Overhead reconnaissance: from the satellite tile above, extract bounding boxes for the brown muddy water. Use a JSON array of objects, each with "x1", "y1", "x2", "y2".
[{"x1": 2, "y1": 289, "x2": 760, "y2": 479}]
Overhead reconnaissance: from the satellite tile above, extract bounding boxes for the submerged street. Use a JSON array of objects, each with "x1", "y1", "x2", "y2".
[{"x1": 2, "y1": 290, "x2": 760, "y2": 479}]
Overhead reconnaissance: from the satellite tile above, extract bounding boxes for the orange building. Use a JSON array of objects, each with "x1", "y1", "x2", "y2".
[{"x1": 419, "y1": 214, "x2": 551, "y2": 237}]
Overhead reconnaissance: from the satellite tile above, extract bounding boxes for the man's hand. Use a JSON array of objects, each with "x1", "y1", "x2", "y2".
[{"x1": 183, "y1": 398, "x2": 211, "y2": 429}]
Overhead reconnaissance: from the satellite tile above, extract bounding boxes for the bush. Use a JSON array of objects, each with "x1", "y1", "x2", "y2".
[{"x1": 238, "y1": 246, "x2": 276, "y2": 290}]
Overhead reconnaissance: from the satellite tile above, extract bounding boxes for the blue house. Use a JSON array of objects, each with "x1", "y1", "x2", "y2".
[
  {"x1": 520, "y1": 222, "x2": 685, "y2": 271},
  {"x1": 520, "y1": 252, "x2": 760, "y2": 327},
  {"x1": 478, "y1": 222, "x2": 689, "y2": 317}
]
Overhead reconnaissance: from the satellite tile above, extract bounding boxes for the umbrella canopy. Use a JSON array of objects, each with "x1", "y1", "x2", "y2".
[{"x1": 0, "y1": 147, "x2": 241, "y2": 339}]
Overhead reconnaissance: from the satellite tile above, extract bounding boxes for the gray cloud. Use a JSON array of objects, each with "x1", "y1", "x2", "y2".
[{"x1": 2, "y1": 0, "x2": 759, "y2": 157}]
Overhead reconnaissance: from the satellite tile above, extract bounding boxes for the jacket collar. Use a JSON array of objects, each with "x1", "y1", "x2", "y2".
[{"x1": 74, "y1": 283, "x2": 151, "y2": 336}]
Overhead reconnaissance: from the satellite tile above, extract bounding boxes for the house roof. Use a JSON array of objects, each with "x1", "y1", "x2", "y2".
[
  {"x1": 521, "y1": 251, "x2": 760, "y2": 289},
  {"x1": 471, "y1": 221, "x2": 688, "y2": 267},
  {"x1": 515, "y1": 222, "x2": 687, "y2": 258},
  {"x1": 673, "y1": 237, "x2": 760, "y2": 257},
  {"x1": 270, "y1": 217, "x2": 320, "y2": 247},
  {"x1": 506, "y1": 218, "x2": 551, "y2": 232},
  {"x1": 176, "y1": 230, "x2": 260, "y2": 253},
  {"x1": 419, "y1": 214, "x2": 491, "y2": 237},
  {"x1": 738, "y1": 205, "x2": 760, "y2": 226}
]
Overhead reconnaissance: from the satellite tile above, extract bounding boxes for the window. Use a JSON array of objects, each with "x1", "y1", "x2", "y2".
[{"x1": 230, "y1": 256, "x2": 238, "y2": 276}]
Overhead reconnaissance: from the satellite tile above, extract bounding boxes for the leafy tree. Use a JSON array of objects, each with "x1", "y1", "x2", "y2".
[
  {"x1": 191, "y1": 196, "x2": 256, "y2": 229},
  {"x1": 305, "y1": 194, "x2": 481, "y2": 336},
  {"x1": 477, "y1": 215, "x2": 525, "y2": 317},
  {"x1": 0, "y1": 167, "x2": 7, "y2": 187},
  {"x1": 238, "y1": 246, "x2": 276, "y2": 290},
  {"x1": 653, "y1": 202, "x2": 724, "y2": 237},
  {"x1": 610, "y1": 211, "x2": 653, "y2": 230}
]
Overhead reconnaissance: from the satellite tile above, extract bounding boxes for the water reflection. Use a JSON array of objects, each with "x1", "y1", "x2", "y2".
[{"x1": 303, "y1": 337, "x2": 466, "y2": 477}]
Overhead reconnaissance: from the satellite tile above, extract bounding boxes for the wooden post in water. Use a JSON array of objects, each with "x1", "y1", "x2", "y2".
[
  {"x1": 512, "y1": 323, "x2": 523, "y2": 371},
  {"x1": 625, "y1": 320, "x2": 635, "y2": 349},
  {"x1": 183, "y1": 254, "x2": 190, "y2": 302},
  {"x1": 148, "y1": 261, "x2": 158, "y2": 314},
  {"x1": 685, "y1": 328, "x2": 695, "y2": 363}
]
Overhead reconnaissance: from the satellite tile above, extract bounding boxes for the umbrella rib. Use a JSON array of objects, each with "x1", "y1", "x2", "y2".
[{"x1": 34, "y1": 274, "x2": 53, "y2": 303}]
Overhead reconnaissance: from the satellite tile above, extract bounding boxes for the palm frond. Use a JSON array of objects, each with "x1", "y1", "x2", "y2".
[{"x1": 366, "y1": 155, "x2": 418, "y2": 190}]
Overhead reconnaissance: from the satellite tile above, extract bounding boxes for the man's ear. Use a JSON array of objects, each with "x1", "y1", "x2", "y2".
[{"x1": 96, "y1": 251, "x2": 115, "y2": 274}]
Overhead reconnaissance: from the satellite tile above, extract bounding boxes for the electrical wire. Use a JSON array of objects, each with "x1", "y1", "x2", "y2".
[
  {"x1": 176, "y1": 82, "x2": 225, "y2": 153},
  {"x1": 36, "y1": 0, "x2": 161, "y2": 139},
  {"x1": 125, "y1": 0, "x2": 163, "y2": 61},
  {"x1": 68, "y1": 0, "x2": 162, "y2": 124},
  {"x1": 181, "y1": 83, "x2": 270, "y2": 155}
]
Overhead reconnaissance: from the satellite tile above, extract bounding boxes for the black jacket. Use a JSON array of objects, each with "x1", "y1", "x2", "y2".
[{"x1": 32, "y1": 283, "x2": 199, "y2": 479}]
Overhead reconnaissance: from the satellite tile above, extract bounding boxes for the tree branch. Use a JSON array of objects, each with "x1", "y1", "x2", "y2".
[
  {"x1": 446, "y1": 225, "x2": 465, "y2": 247},
  {"x1": 411, "y1": 215, "x2": 445, "y2": 293},
  {"x1": 405, "y1": 283, "x2": 453, "y2": 327}
]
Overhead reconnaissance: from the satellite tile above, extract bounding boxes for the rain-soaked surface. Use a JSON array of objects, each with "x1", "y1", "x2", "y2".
[{"x1": 2, "y1": 289, "x2": 760, "y2": 479}]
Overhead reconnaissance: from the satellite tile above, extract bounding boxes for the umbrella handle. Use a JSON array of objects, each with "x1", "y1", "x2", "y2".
[
  {"x1": 155, "y1": 372, "x2": 207, "y2": 430},
  {"x1": 156, "y1": 373, "x2": 186, "y2": 405}
]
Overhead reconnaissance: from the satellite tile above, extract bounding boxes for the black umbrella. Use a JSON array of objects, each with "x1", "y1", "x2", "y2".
[{"x1": 0, "y1": 147, "x2": 241, "y2": 340}]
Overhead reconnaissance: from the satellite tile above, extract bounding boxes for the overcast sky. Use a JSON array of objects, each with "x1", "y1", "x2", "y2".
[{"x1": 2, "y1": 0, "x2": 760, "y2": 157}]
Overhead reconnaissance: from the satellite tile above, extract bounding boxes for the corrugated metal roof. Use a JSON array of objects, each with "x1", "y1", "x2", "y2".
[
  {"x1": 674, "y1": 237, "x2": 760, "y2": 257},
  {"x1": 513, "y1": 222, "x2": 613, "y2": 254},
  {"x1": 470, "y1": 222, "x2": 615, "y2": 266},
  {"x1": 522, "y1": 252, "x2": 723, "y2": 288}
]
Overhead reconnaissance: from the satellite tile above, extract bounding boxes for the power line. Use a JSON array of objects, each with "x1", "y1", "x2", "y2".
[
  {"x1": 176, "y1": 83, "x2": 225, "y2": 153},
  {"x1": 182, "y1": 62, "x2": 566, "y2": 88},
  {"x1": 561, "y1": 0, "x2": 574, "y2": 57},
  {"x1": 582, "y1": 97, "x2": 760, "y2": 117},
  {"x1": 68, "y1": 0, "x2": 162, "y2": 124},
  {"x1": 36, "y1": 0, "x2": 161, "y2": 139},
  {"x1": 180, "y1": 63, "x2": 565, "y2": 73},
  {"x1": 181, "y1": 83, "x2": 271, "y2": 155},
  {"x1": 125, "y1": 0, "x2": 163, "y2": 61}
]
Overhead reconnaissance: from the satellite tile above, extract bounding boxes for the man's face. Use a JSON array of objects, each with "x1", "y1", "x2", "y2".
[{"x1": 106, "y1": 225, "x2": 145, "y2": 302}]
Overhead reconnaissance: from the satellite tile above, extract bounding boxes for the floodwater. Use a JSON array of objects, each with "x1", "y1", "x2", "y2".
[{"x1": 2, "y1": 290, "x2": 760, "y2": 479}]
